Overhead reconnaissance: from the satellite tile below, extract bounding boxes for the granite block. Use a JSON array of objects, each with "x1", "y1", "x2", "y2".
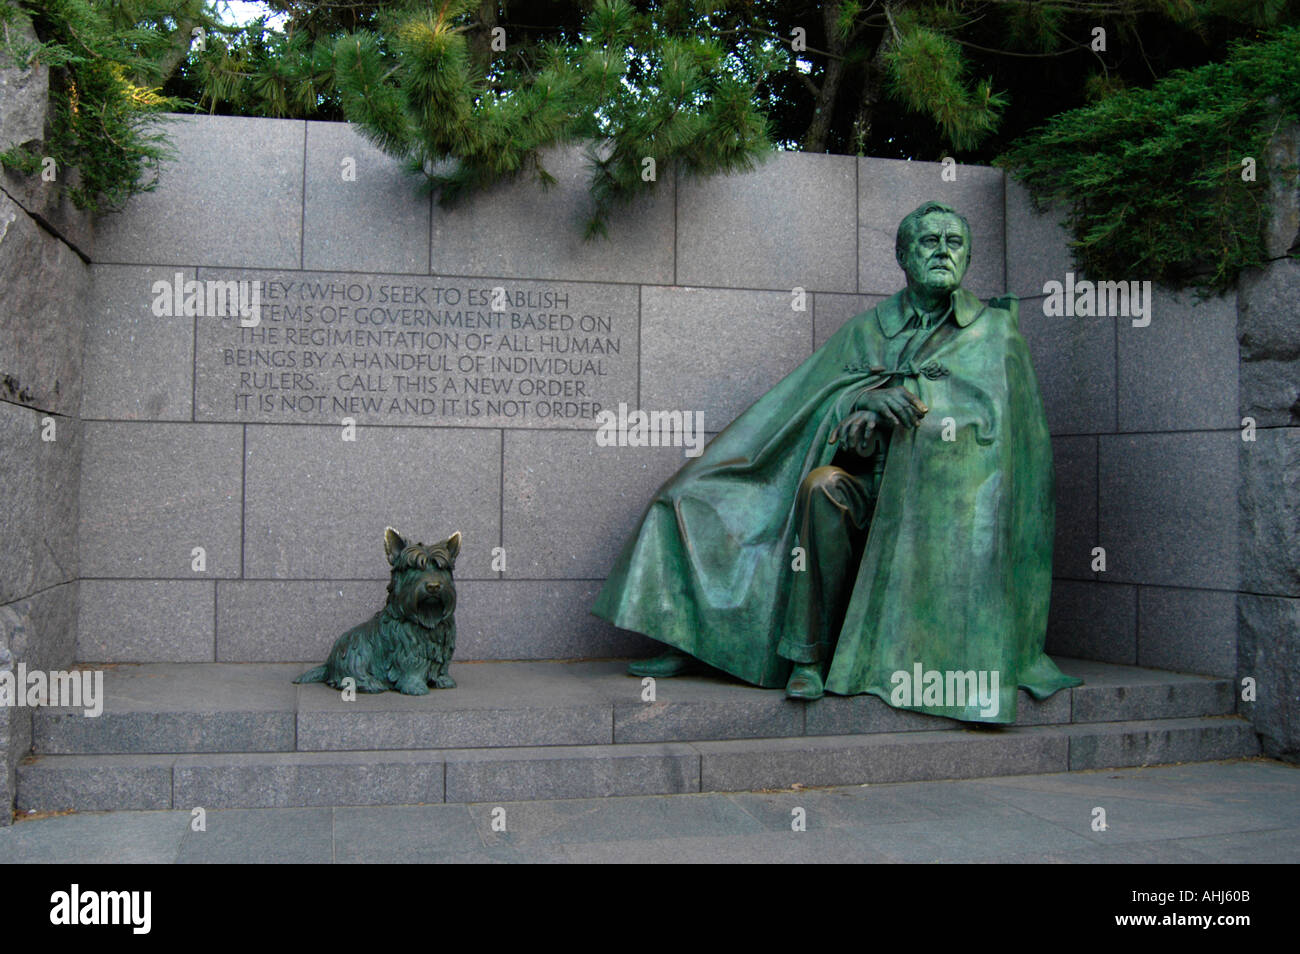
[
  {"x1": 0, "y1": 13, "x2": 47, "y2": 149},
  {"x1": 1137, "y1": 586, "x2": 1237, "y2": 677},
  {"x1": 1264, "y1": 122, "x2": 1300, "y2": 259},
  {"x1": 219, "y1": 579, "x2": 663, "y2": 663},
  {"x1": 858, "y1": 157, "x2": 1005, "y2": 298},
  {"x1": 804, "y1": 694, "x2": 958, "y2": 736},
  {"x1": 0, "y1": 168, "x2": 94, "y2": 259},
  {"x1": 639, "y1": 286, "x2": 811, "y2": 428},
  {"x1": 503, "y1": 430, "x2": 687, "y2": 578},
  {"x1": 32, "y1": 663, "x2": 299, "y2": 754},
  {"x1": 217, "y1": 579, "x2": 388, "y2": 662},
  {"x1": 578, "y1": 662, "x2": 807, "y2": 744},
  {"x1": 1239, "y1": 257, "x2": 1300, "y2": 427},
  {"x1": 242, "y1": 423, "x2": 499, "y2": 579},
  {"x1": 1065, "y1": 717, "x2": 1259, "y2": 770},
  {"x1": 77, "y1": 580, "x2": 214, "y2": 662},
  {"x1": 1237, "y1": 593, "x2": 1300, "y2": 760},
  {"x1": 1019, "y1": 296, "x2": 1117, "y2": 434},
  {"x1": 1045, "y1": 580, "x2": 1137, "y2": 664},
  {"x1": 812, "y1": 292, "x2": 889, "y2": 348},
  {"x1": 0, "y1": 18, "x2": 92, "y2": 255},
  {"x1": 1239, "y1": 426, "x2": 1300, "y2": 596},
  {"x1": 0, "y1": 401, "x2": 81, "y2": 603},
  {"x1": 192, "y1": 269, "x2": 638, "y2": 430},
  {"x1": 1117, "y1": 287, "x2": 1238, "y2": 432},
  {"x1": 1069, "y1": 664, "x2": 1234, "y2": 723},
  {"x1": 1052, "y1": 435, "x2": 1097, "y2": 579},
  {"x1": 2, "y1": 581, "x2": 78, "y2": 674},
  {"x1": 16, "y1": 754, "x2": 173, "y2": 811},
  {"x1": 677, "y1": 151, "x2": 857, "y2": 291},
  {"x1": 1005, "y1": 179, "x2": 1075, "y2": 299},
  {"x1": 1098, "y1": 431, "x2": 1238, "y2": 589},
  {"x1": 805, "y1": 689, "x2": 1070, "y2": 733},
  {"x1": 295, "y1": 660, "x2": 613, "y2": 750},
  {"x1": 696, "y1": 729, "x2": 1067, "y2": 791},
  {"x1": 303, "y1": 120, "x2": 430, "y2": 273},
  {"x1": 444, "y1": 742, "x2": 699, "y2": 802},
  {"x1": 453, "y1": 580, "x2": 659, "y2": 660},
  {"x1": 93, "y1": 114, "x2": 304, "y2": 268},
  {"x1": 431, "y1": 142, "x2": 674, "y2": 284},
  {"x1": 0, "y1": 704, "x2": 29, "y2": 827},
  {"x1": 0, "y1": 190, "x2": 89, "y2": 417},
  {"x1": 80, "y1": 265, "x2": 195, "y2": 421},
  {"x1": 173, "y1": 750, "x2": 445, "y2": 808},
  {"x1": 78, "y1": 421, "x2": 242, "y2": 579}
]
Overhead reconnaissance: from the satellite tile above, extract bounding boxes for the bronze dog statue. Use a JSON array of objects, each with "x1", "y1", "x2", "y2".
[{"x1": 294, "y1": 528, "x2": 460, "y2": 694}]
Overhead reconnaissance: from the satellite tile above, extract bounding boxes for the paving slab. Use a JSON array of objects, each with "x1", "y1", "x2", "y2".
[
  {"x1": 0, "y1": 809, "x2": 189, "y2": 863},
  {"x1": 468, "y1": 791, "x2": 766, "y2": 849},
  {"x1": 332, "y1": 804, "x2": 484, "y2": 863},
  {"x1": 176, "y1": 807, "x2": 333, "y2": 864},
  {"x1": 3, "y1": 759, "x2": 1296, "y2": 863}
]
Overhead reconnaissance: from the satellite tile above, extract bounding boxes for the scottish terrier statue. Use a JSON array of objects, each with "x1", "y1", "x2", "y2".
[{"x1": 294, "y1": 528, "x2": 461, "y2": 694}]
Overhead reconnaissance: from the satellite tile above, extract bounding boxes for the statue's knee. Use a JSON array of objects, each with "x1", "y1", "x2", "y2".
[{"x1": 800, "y1": 465, "x2": 846, "y2": 502}]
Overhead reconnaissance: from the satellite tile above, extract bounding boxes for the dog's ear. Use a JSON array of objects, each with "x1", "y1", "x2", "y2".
[
  {"x1": 384, "y1": 527, "x2": 407, "y2": 565},
  {"x1": 445, "y1": 531, "x2": 462, "y2": 562}
]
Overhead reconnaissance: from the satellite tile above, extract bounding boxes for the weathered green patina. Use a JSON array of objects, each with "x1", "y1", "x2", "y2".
[{"x1": 592, "y1": 201, "x2": 1081, "y2": 723}]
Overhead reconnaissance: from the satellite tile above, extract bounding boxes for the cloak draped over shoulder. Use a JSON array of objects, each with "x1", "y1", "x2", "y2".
[{"x1": 591, "y1": 287, "x2": 1080, "y2": 722}]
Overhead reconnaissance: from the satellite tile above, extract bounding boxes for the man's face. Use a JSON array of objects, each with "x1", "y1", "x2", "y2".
[{"x1": 899, "y1": 213, "x2": 970, "y2": 294}]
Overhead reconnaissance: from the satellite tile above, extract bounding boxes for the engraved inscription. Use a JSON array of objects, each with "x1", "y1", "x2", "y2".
[{"x1": 194, "y1": 271, "x2": 638, "y2": 428}]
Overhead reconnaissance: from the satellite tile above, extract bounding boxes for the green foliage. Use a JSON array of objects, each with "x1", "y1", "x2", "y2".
[
  {"x1": 998, "y1": 26, "x2": 1300, "y2": 293},
  {"x1": 314, "y1": 0, "x2": 776, "y2": 239},
  {"x1": 0, "y1": 0, "x2": 185, "y2": 212},
  {"x1": 883, "y1": 14, "x2": 1007, "y2": 152}
]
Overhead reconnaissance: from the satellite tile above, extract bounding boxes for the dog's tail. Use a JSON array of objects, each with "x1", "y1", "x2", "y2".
[{"x1": 293, "y1": 665, "x2": 328, "y2": 684}]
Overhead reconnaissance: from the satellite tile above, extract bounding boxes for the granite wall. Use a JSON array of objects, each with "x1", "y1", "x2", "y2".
[
  {"x1": 0, "y1": 20, "x2": 92, "y2": 823},
  {"x1": 4, "y1": 91, "x2": 1294, "y2": 817},
  {"x1": 70, "y1": 113, "x2": 1254, "y2": 685},
  {"x1": 1237, "y1": 124, "x2": 1300, "y2": 760}
]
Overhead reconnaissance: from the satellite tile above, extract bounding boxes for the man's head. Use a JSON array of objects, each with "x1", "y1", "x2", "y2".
[{"x1": 895, "y1": 202, "x2": 972, "y2": 298}]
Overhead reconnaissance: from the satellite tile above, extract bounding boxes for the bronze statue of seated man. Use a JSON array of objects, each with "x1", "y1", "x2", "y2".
[{"x1": 594, "y1": 201, "x2": 1081, "y2": 723}]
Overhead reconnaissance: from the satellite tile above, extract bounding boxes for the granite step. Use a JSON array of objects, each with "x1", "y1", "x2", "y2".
[
  {"x1": 29, "y1": 658, "x2": 1239, "y2": 755},
  {"x1": 17, "y1": 716, "x2": 1260, "y2": 812}
]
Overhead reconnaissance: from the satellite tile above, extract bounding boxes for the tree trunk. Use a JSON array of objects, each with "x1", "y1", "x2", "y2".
[
  {"x1": 467, "y1": 0, "x2": 500, "y2": 76},
  {"x1": 152, "y1": 15, "x2": 202, "y2": 86},
  {"x1": 850, "y1": 30, "x2": 894, "y2": 156},
  {"x1": 801, "y1": 2, "x2": 846, "y2": 153}
]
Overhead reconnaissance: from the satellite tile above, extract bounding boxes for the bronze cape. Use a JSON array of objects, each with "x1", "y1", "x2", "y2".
[{"x1": 592, "y1": 287, "x2": 1080, "y2": 722}]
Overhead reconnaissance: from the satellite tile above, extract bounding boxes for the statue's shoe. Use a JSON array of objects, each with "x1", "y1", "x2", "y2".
[
  {"x1": 627, "y1": 649, "x2": 697, "y2": 677},
  {"x1": 785, "y1": 664, "x2": 825, "y2": 700}
]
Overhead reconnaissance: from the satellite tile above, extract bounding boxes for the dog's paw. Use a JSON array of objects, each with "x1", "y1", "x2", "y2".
[
  {"x1": 432, "y1": 674, "x2": 457, "y2": 689},
  {"x1": 396, "y1": 679, "x2": 430, "y2": 695}
]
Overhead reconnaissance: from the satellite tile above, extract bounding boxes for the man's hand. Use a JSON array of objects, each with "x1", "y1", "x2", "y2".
[
  {"x1": 839, "y1": 410, "x2": 882, "y2": 456},
  {"x1": 855, "y1": 386, "x2": 928, "y2": 429}
]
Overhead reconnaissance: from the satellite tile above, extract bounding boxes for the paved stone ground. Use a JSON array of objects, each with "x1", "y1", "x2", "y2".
[{"x1": 2, "y1": 758, "x2": 1297, "y2": 864}]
